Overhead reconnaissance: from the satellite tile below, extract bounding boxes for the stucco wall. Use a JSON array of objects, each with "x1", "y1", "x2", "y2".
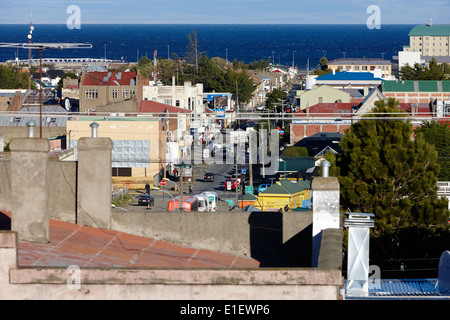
[
  {"x1": 0, "y1": 231, "x2": 343, "y2": 300},
  {"x1": 111, "y1": 210, "x2": 313, "y2": 267}
]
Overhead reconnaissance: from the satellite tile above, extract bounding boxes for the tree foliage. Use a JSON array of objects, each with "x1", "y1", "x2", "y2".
[
  {"x1": 398, "y1": 58, "x2": 450, "y2": 80},
  {"x1": 265, "y1": 88, "x2": 287, "y2": 110},
  {"x1": 415, "y1": 120, "x2": 450, "y2": 180},
  {"x1": 0, "y1": 64, "x2": 35, "y2": 89},
  {"x1": 336, "y1": 98, "x2": 449, "y2": 236}
]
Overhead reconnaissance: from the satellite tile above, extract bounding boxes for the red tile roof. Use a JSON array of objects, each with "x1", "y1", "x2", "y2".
[
  {"x1": 293, "y1": 103, "x2": 356, "y2": 118},
  {"x1": 1, "y1": 211, "x2": 259, "y2": 268},
  {"x1": 82, "y1": 71, "x2": 137, "y2": 86},
  {"x1": 138, "y1": 100, "x2": 191, "y2": 114}
]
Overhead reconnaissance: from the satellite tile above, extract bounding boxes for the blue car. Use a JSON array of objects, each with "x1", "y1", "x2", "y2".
[{"x1": 257, "y1": 184, "x2": 270, "y2": 193}]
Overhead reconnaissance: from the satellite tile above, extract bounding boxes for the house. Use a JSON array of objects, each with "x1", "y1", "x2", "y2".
[
  {"x1": 254, "y1": 179, "x2": 311, "y2": 212},
  {"x1": 314, "y1": 71, "x2": 383, "y2": 89},
  {"x1": 327, "y1": 58, "x2": 393, "y2": 77},
  {"x1": 32, "y1": 69, "x2": 65, "y2": 88},
  {"x1": 293, "y1": 132, "x2": 344, "y2": 157},
  {"x1": 142, "y1": 79, "x2": 204, "y2": 113},
  {"x1": 79, "y1": 70, "x2": 148, "y2": 112},
  {"x1": 293, "y1": 85, "x2": 352, "y2": 111},
  {"x1": 290, "y1": 102, "x2": 355, "y2": 143}
]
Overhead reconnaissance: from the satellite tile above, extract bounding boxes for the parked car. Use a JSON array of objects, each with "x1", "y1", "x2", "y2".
[
  {"x1": 138, "y1": 194, "x2": 154, "y2": 206},
  {"x1": 257, "y1": 184, "x2": 270, "y2": 194},
  {"x1": 224, "y1": 178, "x2": 240, "y2": 191},
  {"x1": 204, "y1": 172, "x2": 215, "y2": 182}
]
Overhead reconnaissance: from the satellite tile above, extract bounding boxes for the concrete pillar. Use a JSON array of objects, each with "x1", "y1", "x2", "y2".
[
  {"x1": 311, "y1": 176, "x2": 340, "y2": 267},
  {"x1": 77, "y1": 137, "x2": 113, "y2": 229},
  {"x1": 10, "y1": 138, "x2": 50, "y2": 243}
]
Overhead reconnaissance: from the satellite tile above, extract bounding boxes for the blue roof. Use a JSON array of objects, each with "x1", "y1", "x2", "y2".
[
  {"x1": 316, "y1": 71, "x2": 382, "y2": 81},
  {"x1": 345, "y1": 279, "x2": 449, "y2": 299}
]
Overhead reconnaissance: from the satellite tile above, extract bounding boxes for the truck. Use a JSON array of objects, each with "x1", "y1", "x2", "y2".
[{"x1": 196, "y1": 192, "x2": 218, "y2": 212}]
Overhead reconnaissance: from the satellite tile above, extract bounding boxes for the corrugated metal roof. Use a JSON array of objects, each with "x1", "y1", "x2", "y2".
[
  {"x1": 345, "y1": 279, "x2": 448, "y2": 298},
  {"x1": 0, "y1": 114, "x2": 67, "y2": 127},
  {"x1": 382, "y1": 80, "x2": 450, "y2": 92},
  {"x1": 317, "y1": 71, "x2": 382, "y2": 81}
]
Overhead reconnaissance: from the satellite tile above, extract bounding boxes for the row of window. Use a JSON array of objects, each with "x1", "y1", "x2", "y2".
[
  {"x1": 336, "y1": 65, "x2": 390, "y2": 71},
  {"x1": 412, "y1": 36, "x2": 450, "y2": 41},
  {"x1": 85, "y1": 89, "x2": 136, "y2": 99}
]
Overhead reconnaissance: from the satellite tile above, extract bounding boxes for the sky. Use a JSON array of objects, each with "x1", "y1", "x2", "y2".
[{"x1": 0, "y1": 0, "x2": 449, "y2": 25}]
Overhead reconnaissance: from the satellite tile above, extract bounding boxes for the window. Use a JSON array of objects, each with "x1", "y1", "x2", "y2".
[
  {"x1": 354, "y1": 66, "x2": 359, "y2": 71},
  {"x1": 112, "y1": 168, "x2": 132, "y2": 177},
  {"x1": 112, "y1": 89, "x2": 118, "y2": 99},
  {"x1": 122, "y1": 89, "x2": 128, "y2": 99},
  {"x1": 129, "y1": 89, "x2": 135, "y2": 96},
  {"x1": 362, "y1": 66, "x2": 368, "y2": 71},
  {"x1": 85, "y1": 89, "x2": 98, "y2": 99},
  {"x1": 164, "y1": 99, "x2": 172, "y2": 105},
  {"x1": 176, "y1": 100, "x2": 180, "y2": 107}
]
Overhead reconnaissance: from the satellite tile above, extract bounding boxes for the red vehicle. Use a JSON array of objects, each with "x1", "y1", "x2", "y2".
[
  {"x1": 167, "y1": 196, "x2": 198, "y2": 212},
  {"x1": 224, "y1": 178, "x2": 240, "y2": 191}
]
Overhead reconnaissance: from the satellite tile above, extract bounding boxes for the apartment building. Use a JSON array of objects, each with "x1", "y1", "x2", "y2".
[
  {"x1": 327, "y1": 58, "x2": 392, "y2": 77},
  {"x1": 404, "y1": 23, "x2": 450, "y2": 57}
]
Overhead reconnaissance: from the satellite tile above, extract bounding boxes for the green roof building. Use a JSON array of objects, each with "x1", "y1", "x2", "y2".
[{"x1": 404, "y1": 22, "x2": 450, "y2": 57}]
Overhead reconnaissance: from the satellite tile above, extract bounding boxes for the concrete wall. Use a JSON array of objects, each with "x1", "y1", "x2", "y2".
[
  {"x1": 48, "y1": 160, "x2": 77, "y2": 223},
  {"x1": 0, "y1": 160, "x2": 12, "y2": 212},
  {"x1": 0, "y1": 231, "x2": 343, "y2": 300},
  {"x1": 0, "y1": 159, "x2": 77, "y2": 224},
  {"x1": 111, "y1": 210, "x2": 313, "y2": 267}
]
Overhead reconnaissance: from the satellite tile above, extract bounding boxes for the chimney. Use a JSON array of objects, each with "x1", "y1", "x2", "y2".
[
  {"x1": 344, "y1": 212, "x2": 375, "y2": 297},
  {"x1": 311, "y1": 172, "x2": 340, "y2": 267}
]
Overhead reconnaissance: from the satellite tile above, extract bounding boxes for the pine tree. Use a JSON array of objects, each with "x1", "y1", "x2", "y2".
[{"x1": 337, "y1": 98, "x2": 449, "y2": 236}]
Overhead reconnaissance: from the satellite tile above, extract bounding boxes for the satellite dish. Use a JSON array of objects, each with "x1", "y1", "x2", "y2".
[
  {"x1": 64, "y1": 98, "x2": 71, "y2": 111},
  {"x1": 438, "y1": 250, "x2": 450, "y2": 295}
]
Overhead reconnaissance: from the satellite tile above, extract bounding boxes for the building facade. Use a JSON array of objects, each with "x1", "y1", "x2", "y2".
[
  {"x1": 79, "y1": 70, "x2": 148, "y2": 113},
  {"x1": 404, "y1": 23, "x2": 450, "y2": 57},
  {"x1": 142, "y1": 80, "x2": 204, "y2": 112},
  {"x1": 327, "y1": 58, "x2": 392, "y2": 77}
]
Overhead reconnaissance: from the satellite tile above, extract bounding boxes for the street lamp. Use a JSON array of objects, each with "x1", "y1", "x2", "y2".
[
  {"x1": 278, "y1": 158, "x2": 286, "y2": 180},
  {"x1": 162, "y1": 178, "x2": 182, "y2": 211}
]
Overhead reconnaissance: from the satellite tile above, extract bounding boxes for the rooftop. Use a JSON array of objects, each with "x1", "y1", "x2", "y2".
[
  {"x1": 1, "y1": 211, "x2": 259, "y2": 269},
  {"x1": 82, "y1": 71, "x2": 137, "y2": 87},
  {"x1": 316, "y1": 71, "x2": 382, "y2": 82},
  {"x1": 260, "y1": 179, "x2": 310, "y2": 196},
  {"x1": 409, "y1": 24, "x2": 450, "y2": 37},
  {"x1": 328, "y1": 58, "x2": 391, "y2": 66},
  {"x1": 382, "y1": 80, "x2": 450, "y2": 92},
  {"x1": 138, "y1": 100, "x2": 192, "y2": 114}
]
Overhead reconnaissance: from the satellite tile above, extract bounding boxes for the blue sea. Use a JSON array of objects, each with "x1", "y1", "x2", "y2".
[{"x1": 0, "y1": 24, "x2": 413, "y2": 68}]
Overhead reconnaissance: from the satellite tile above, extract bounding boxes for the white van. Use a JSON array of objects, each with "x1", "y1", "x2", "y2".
[{"x1": 196, "y1": 192, "x2": 218, "y2": 212}]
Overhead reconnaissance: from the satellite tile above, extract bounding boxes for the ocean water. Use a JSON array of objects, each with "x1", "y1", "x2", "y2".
[{"x1": 0, "y1": 24, "x2": 413, "y2": 68}]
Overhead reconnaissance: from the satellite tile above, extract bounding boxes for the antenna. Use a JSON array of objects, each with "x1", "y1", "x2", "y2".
[{"x1": 0, "y1": 41, "x2": 92, "y2": 138}]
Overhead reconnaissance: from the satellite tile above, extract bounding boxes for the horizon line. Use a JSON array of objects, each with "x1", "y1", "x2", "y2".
[{"x1": 0, "y1": 22, "x2": 420, "y2": 26}]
